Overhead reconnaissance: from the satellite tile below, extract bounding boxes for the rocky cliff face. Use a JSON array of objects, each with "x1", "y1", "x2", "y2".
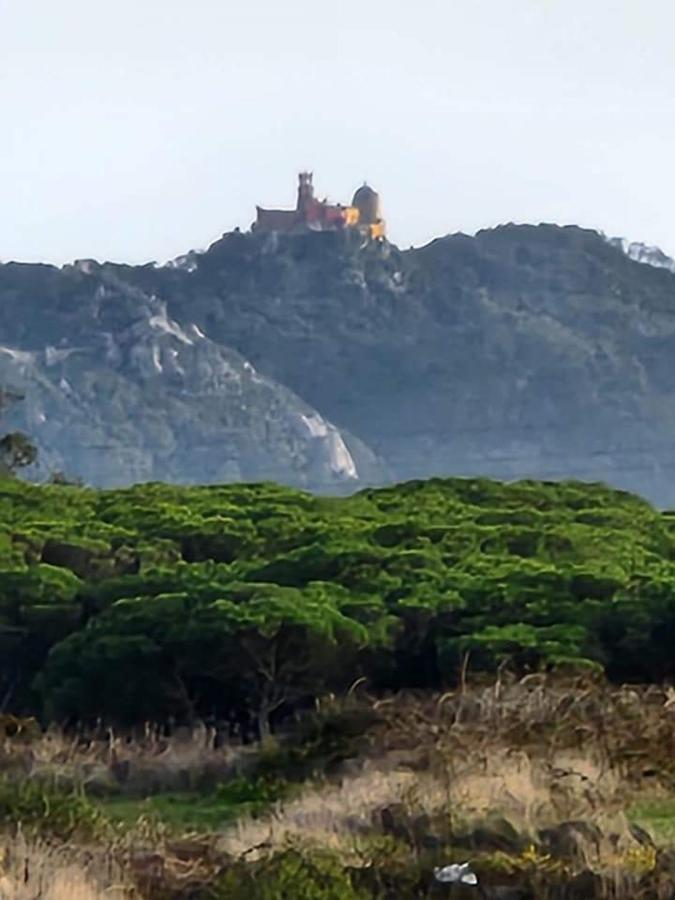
[
  {"x1": 0, "y1": 258, "x2": 380, "y2": 489},
  {"x1": 2, "y1": 224, "x2": 675, "y2": 503}
]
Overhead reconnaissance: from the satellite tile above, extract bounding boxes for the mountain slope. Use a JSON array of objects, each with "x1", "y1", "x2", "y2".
[
  {"x1": 0, "y1": 260, "x2": 381, "y2": 488},
  {"x1": 2, "y1": 224, "x2": 675, "y2": 502}
]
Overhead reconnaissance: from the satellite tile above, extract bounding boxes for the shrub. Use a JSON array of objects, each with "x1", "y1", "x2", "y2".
[
  {"x1": 0, "y1": 777, "x2": 106, "y2": 839},
  {"x1": 212, "y1": 846, "x2": 369, "y2": 900}
]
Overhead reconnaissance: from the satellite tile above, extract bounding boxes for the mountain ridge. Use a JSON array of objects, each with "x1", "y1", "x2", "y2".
[{"x1": 2, "y1": 223, "x2": 675, "y2": 503}]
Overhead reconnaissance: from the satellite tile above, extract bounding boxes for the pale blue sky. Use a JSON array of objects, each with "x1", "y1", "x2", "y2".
[{"x1": 1, "y1": 0, "x2": 674, "y2": 264}]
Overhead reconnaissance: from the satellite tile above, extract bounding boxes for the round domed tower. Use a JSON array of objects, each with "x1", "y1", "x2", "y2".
[{"x1": 352, "y1": 183, "x2": 382, "y2": 225}]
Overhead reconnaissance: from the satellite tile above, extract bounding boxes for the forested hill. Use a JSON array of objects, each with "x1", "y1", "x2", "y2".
[
  {"x1": 3, "y1": 225, "x2": 675, "y2": 502},
  {"x1": 2, "y1": 476, "x2": 675, "y2": 728}
]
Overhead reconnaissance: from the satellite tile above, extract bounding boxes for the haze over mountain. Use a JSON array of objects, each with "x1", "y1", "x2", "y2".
[{"x1": 2, "y1": 223, "x2": 675, "y2": 503}]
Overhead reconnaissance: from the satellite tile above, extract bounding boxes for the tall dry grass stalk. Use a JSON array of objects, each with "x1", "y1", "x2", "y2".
[
  {"x1": 0, "y1": 721, "x2": 254, "y2": 797},
  {"x1": 0, "y1": 832, "x2": 133, "y2": 899}
]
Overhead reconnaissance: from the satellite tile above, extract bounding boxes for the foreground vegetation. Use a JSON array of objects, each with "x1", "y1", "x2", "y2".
[
  {"x1": 2, "y1": 475, "x2": 675, "y2": 896},
  {"x1": 2, "y1": 476, "x2": 675, "y2": 733},
  {"x1": 1, "y1": 676, "x2": 675, "y2": 898}
]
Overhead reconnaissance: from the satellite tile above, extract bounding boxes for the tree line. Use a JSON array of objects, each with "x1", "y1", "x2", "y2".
[{"x1": 1, "y1": 475, "x2": 675, "y2": 732}]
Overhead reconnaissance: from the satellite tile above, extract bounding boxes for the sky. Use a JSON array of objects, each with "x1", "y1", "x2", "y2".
[{"x1": 1, "y1": 0, "x2": 674, "y2": 265}]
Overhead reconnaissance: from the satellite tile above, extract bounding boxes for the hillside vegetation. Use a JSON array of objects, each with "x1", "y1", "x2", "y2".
[
  {"x1": 2, "y1": 476, "x2": 675, "y2": 730},
  {"x1": 5, "y1": 225, "x2": 675, "y2": 501}
]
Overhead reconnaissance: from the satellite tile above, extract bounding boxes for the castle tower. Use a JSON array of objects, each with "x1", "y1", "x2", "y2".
[
  {"x1": 352, "y1": 183, "x2": 385, "y2": 238},
  {"x1": 297, "y1": 171, "x2": 315, "y2": 214}
]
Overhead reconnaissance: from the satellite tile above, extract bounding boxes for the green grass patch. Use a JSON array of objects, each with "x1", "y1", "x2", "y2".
[
  {"x1": 630, "y1": 796, "x2": 675, "y2": 846},
  {"x1": 95, "y1": 776, "x2": 287, "y2": 833}
]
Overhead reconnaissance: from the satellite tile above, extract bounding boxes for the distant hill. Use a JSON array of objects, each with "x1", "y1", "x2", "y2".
[{"x1": 2, "y1": 224, "x2": 675, "y2": 503}]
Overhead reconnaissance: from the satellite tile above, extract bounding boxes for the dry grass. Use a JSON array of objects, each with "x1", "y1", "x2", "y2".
[
  {"x1": 4, "y1": 675, "x2": 671, "y2": 800},
  {"x1": 219, "y1": 674, "x2": 675, "y2": 872},
  {"x1": 2, "y1": 676, "x2": 675, "y2": 896},
  {"x1": 0, "y1": 722, "x2": 254, "y2": 797},
  {"x1": 0, "y1": 833, "x2": 132, "y2": 899},
  {"x1": 219, "y1": 747, "x2": 637, "y2": 865},
  {"x1": 219, "y1": 767, "x2": 419, "y2": 857}
]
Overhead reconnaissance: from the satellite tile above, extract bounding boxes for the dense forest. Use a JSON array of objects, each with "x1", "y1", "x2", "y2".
[{"x1": 2, "y1": 476, "x2": 675, "y2": 732}]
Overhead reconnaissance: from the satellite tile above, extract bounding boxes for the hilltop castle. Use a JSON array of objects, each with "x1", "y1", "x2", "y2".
[{"x1": 252, "y1": 173, "x2": 386, "y2": 240}]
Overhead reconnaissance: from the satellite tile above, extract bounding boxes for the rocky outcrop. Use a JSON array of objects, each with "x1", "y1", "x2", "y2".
[
  {"x1": 607, "y1": 236, "x2": 675, "y2": 274},
  {"x1": 0, "y1": 261, "x2": 381, "y2": 489},
  {"x1": 3, "y1": 224, "x2": 675, "y2": 501}
]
